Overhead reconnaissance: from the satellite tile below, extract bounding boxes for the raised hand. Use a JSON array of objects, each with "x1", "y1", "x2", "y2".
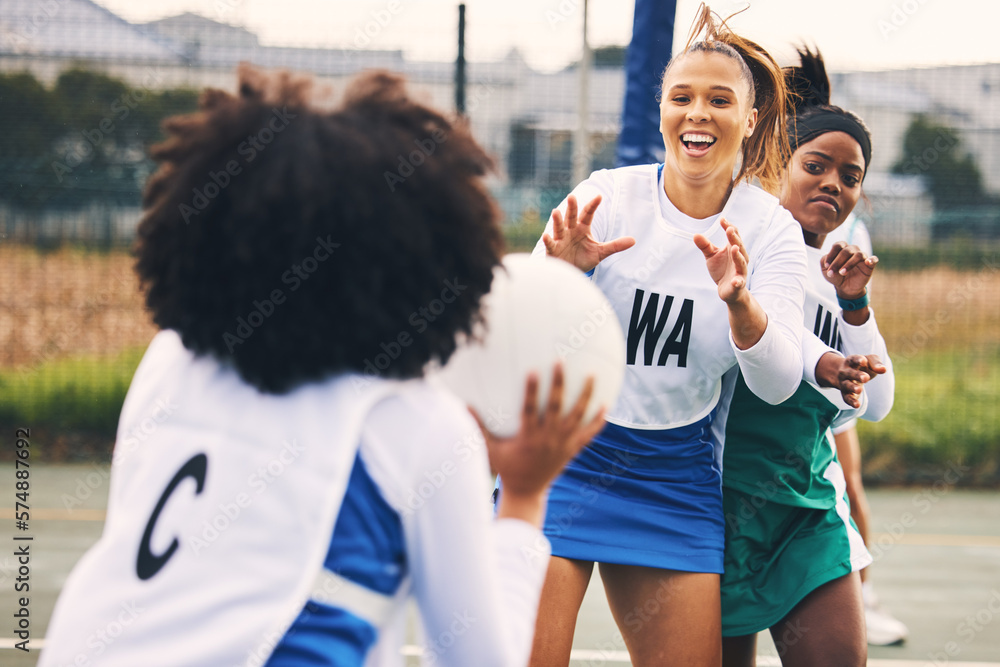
[
  {"x1": 543, "y1": 194, "x2": 635, "y2": 272},
  {"x1": 815, "y1": 352, "x2": 887, "y2": 409},
  {"x1": 693, "y1": 218, "x2": 750, "y2": 304},
  {"x1": 821, "y1": 241, "x2": 877, "y2": 299}
]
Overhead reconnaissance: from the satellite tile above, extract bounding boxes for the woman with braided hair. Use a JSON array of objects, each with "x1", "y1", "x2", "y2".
[{"x1": 720, "y1": 47, "x2": 895, "y2": 667}]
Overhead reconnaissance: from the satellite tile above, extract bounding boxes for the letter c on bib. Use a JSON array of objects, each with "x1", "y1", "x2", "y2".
[{"x1": 137, "y1": 453, "x2": 208, "y2": 580}]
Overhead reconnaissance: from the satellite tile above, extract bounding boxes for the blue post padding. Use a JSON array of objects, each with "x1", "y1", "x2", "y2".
[{"x1": 615, "y1": 0, "x2": 677, "y2": 167}]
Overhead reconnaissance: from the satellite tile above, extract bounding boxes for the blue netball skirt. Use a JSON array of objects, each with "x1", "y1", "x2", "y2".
[{"x1": 543, "y1": 415, "x2": 725, "y2": 573}]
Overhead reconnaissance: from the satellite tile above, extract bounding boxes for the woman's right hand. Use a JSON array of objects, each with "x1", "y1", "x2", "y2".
[
  {"x1": 542, "y1": 194, "x2": 635, "y2": 273},
  {"x1": 470, "y1": 364, "x2": 606, "y2": 527}
]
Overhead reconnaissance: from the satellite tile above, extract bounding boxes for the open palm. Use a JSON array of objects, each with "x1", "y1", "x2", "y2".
[
  {"x1": 693, "y1": 218, "x2": 750, "y2": 304},
  {"x1": 543, "y1": 194, "x2": 635, "y2": 272}
]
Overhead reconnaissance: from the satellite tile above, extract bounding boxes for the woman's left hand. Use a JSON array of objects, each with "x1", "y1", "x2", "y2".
[
  {"x1": 694, "y1": 218, "x2": 750, "y2": 305},
  {"x1": 821, "y1": 242, "x2": 877, "y2": 299},
  {"x1": 815, "y1": 352, "x2": 887, "y2": 409}
]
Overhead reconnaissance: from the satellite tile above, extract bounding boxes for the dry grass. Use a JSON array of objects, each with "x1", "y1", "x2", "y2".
[
  {"x1": 873, "y1": 266, "x2": 1000, "y2": 359},
  {"x1": 2, "y1": 246, "x2": 998, "y2": 368},
  {"x1": 0, "y1": 245, "x2": 157, "y2": 369}
]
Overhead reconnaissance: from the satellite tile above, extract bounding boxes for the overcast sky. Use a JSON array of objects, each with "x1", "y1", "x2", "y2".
[{"x1": 96, "y1": 0, "x2": 1000, "y2": 73}]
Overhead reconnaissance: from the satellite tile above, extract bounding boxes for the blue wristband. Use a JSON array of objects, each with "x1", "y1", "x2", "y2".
[{"x1": 837, "y1": 292, "x2": 870, "y2": 311}]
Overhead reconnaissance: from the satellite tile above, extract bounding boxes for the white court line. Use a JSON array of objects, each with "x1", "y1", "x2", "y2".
[
  {"x1": 411, "y1": 645, "x2": 1000, "y2": 666},
  {"x1": 5, "y1": 640, "x2": 999, "y2": 666},
  {"x1": 553, "y1": 653, "x2": 1000, "y2": 667}
]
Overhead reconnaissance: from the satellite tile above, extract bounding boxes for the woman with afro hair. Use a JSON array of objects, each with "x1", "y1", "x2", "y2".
[{"x1": 39, "y1": 65, "x2": 606, "y2": 667}]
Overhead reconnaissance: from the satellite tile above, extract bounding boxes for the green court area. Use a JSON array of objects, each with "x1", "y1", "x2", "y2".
[{"x1": 1, "y1": 464, "x2": 999, "y2": 666}]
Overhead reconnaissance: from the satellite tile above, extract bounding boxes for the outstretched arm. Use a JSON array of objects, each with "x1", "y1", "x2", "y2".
[
  {"x1": 694, "y1": 219, "x2": 768, "y2": 349},
  {"x1": 821, "y1": 242, "x2": 895, "y2": 421},
  {"x1": 695, "y1": 213, "x2": 807, "y2": 405}
]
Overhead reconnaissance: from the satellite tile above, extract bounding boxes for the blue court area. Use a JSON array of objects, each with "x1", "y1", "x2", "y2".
[{"x1": 2, "y1": 464, "x2": 998, "y2": 666}]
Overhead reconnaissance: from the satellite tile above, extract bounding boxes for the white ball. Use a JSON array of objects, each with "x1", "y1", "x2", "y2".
[{"x1": 436, "y1": 253, "x2": 626, "y2": 438}]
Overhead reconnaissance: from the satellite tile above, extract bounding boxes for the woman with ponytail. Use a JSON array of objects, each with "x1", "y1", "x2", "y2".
[
  {"x1": 525, "y1": 6, "x2": 810, "y2": 665},
  {"x1": 719, "y1": 47, "x2": 895, "y2": 667}
]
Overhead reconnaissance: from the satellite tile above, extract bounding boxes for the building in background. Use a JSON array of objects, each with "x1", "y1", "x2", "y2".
[{"x1": 0, "y1": 0, "x2": 994, "y2": 246}]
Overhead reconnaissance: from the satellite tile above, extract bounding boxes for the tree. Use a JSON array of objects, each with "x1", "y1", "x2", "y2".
[
  {"x1": 593, "y1": 45, "x2": 627, "y2": 68},
  {"x1": 566, "y1": 45, "x2": 628, "y2": 70},
  {"x1": 891, "y1": 115, "x2": 985, "y2": 210},
  {"x1": 0, "y1": 69, "x2": 198, "y2": 210},
  {"x1": 0, "y1": 72, "x2": 65, "y2": 208}
]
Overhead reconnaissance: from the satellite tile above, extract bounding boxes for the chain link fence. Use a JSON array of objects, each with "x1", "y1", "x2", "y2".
[{"x1": 0, "y1": 0, "x2": 997, "y2": 478}]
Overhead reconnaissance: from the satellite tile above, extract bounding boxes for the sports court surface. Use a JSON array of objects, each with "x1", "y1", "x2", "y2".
[{"x1": 2, "y1": 463, "x2": 998, "y2": 666}]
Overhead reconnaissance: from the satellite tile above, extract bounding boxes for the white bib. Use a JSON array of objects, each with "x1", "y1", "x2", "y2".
[
  {"x1": 539, "y1": 165, "x2": 794, "y2": 428},
  {"x1": 40, "y1": 331, "x2": 397, "y2": 667}
]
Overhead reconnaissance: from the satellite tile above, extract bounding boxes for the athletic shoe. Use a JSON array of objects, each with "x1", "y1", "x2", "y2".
[{"x1": 863, "y1": 581, "x2": 908, "y2": 646}]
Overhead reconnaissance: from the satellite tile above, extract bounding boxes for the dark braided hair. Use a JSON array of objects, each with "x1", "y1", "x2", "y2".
[{"x1": 784, "y1": 46, "x2": 872, "y2": 174}]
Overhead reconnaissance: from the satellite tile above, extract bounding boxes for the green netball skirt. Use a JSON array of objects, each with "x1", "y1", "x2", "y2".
[{"x1": 720, "y1": 464, "x2": 872, "y2": 637}]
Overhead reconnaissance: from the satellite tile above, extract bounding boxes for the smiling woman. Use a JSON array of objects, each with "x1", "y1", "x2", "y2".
[{"x1": 526, "y1": 5, "x2": 813, "y2": 667}]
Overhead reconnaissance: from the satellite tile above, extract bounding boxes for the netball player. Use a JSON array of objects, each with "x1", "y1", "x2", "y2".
[
  {"x1": 38, "y1": 66, "x2": 606, "y2": 667},
  {"x1": 529, "y1": 7, "x2": 810, "y2": 666},
  {"x1": 720, "y1": 48, "x2": 896, "y2": 667},
  {"x1": 823, "y1": 217, "x2": 909, "y2": 646}
]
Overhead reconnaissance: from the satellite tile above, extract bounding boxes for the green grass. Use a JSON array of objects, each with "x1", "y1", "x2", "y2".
[
  {"x1": 0, "y1": 333, "x2": 997, "y2": 484},
  {"x1": 876, "y1": 239, "x2": 1000, "y2": 271},
  {"x1": 503, "y1": 220, "x2": 547, "y2": 254},
  {"x1": 0, "y1": 347, "x2": 145, "y2": 434},
  {"x1": 858, "y1": 345, "x2": 1000, "y2": 481}
]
